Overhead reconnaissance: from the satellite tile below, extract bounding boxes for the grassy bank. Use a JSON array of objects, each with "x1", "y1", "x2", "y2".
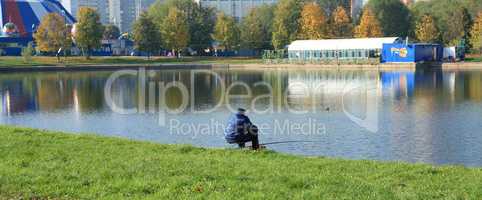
[
  {"x1": 0, "y1": 126, "x2": 481, "y2": 199},
  {"x1": 0, "y1": 56, "x2": 263, "y2": 67},
  {"x1": 466, "y1": 54, "x2": 482, "y2": 62}
]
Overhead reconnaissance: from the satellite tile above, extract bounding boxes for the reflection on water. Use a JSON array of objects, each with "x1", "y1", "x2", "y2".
[{"x1": 0, "y1": 69, "x2": 481, "y2": 166}]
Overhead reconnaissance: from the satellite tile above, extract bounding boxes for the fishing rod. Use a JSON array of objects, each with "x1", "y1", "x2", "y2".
[{"x1": 260, "y1": 140, "x2": 322, "y2": 146}]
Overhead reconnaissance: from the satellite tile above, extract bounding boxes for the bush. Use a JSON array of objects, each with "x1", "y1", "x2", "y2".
[{"x1": 21, "y1": 42, "x2": 34, "y2": 63}]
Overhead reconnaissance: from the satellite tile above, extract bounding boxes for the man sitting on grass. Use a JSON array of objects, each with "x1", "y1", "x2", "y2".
[{"x1": 225, "y1": 108, "x2": 260, "y2": 150}]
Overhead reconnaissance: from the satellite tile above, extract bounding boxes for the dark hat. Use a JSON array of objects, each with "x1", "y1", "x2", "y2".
[{"x1": 237, "y1": 108, "x2": 246, "y2": 112}]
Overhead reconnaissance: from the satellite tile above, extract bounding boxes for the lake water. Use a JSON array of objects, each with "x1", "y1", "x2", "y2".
[{"x1": 0, "y1": 68, "x2": 481, "y2": 166}]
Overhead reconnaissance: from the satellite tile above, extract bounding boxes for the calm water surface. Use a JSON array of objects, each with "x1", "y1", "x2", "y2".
[{"x1": 0, "y1": 68, "x2": 481, "y2": 166}]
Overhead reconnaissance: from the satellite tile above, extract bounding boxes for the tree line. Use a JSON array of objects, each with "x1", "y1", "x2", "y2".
[
  {"x1": 139, "y1": 0, "x2": 482, "y2": 55},
  {"x1": 33, "y1": 0, "x2": 482, "y2": 59}
]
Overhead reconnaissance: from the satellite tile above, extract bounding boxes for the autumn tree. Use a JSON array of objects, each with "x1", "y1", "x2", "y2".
[
  {"x1": 470, "y1": 12, "x2": 482, "y2": 53},
  {"x1": 298, "y1": 2, "x2": 327, "y2": 39},
  {"x1": 330, "y1": 6, "x2": 353, "y2": 38},
  {"x1": 148, "y1": 0, "x2": 215, "y2": 53},
  {"x1": 272, "y1": 0, "x2": 305, "y2": 49},
  {"x1": 355, "y1": 8, "x2": 383, "y2": 38},
  {"x1": 415, "y1": 14, "x2": 439, "y2": 43},
  {"x1": 367, "y1": 0, "x2": 411, "y2": 37},
  {"x1": 240, "y1": 5, "x2": 275, "y2": 50},
  {"x1": 34, "y1": 13, "x2": 72, "y2": 54},
  {"x1": 133, "y1": 12, "x2": 161, "y2": 59},
  {"x1": 103, "y1": 24, "x2": 121, "y2": 40},
  {"x1": 161, "y1": 8, "x2": 190, "y2": 57},
  {"x1": 74, "y1": 7, "x2": 104, "y2": 59},
  {"x1": 212, "y1": 12, "x2": 240, "y2": 51}
]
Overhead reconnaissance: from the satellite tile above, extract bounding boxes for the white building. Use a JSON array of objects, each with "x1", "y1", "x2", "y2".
[
  {"x1": 288, "y1": 37, "x2": 402, "y2": 61},
  {"x1": 62, "y1": 0, "x2": 157, "y2": 32},
  {"x1": 109, "y1": 0, "x2": 157, "y2": 32},
  {"x1": 108, "y1": 0, "x2": 134, "y2": 33},
  {"x1": 136, "y1": 0, "x2": 158, "y2": 19},
  {"x1": 194, "y1": 0, "x2": 278, "y2": 21},
  {"x1": 60, "y1": 0, "x2": 110, "y2": 24}
]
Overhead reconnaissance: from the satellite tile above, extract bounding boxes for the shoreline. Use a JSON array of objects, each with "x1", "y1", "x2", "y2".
[
  {"x1": 1, "y1": 62, "x2": 482, "y2": 72},
  {"x1": 0, "y1": 125, "x2": 481, "y2": 199}
]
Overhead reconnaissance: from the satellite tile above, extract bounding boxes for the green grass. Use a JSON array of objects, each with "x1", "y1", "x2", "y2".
[
  {"x1": 0, "y1": 125, "x2": 481, "y2": 199},
  {"x1": 466, "y1": 57, "x2": 482, "y2": 62},
  {"x1": 465, "y1": 54, "x2": 482, "y2": 62},
  {"x1": 0, "y1": 56, "x2": 263, "y2": 67}
]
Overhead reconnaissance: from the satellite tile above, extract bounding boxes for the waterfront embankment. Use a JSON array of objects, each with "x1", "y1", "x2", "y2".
[
  {"x1": 0, "y1": 125, "x2": 481, "y2": 199},
  {"x1": 2, "y1": 62, "x2": 482, "y2": 72},
  {"x1": 1, "y1": 56, "x2": 482, "y2": 72}
]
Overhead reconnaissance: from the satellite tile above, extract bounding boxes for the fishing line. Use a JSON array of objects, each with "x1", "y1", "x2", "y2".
[{"x1": 260, "y1": 140, "x2": 323, "y2": 146}]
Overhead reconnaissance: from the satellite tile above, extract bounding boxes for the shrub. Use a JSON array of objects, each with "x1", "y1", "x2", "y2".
[{"x1": 21, "y1": 42, "x2": 34, "y2": 63}]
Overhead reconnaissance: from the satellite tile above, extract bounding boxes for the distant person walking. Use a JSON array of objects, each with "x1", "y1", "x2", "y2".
[
  {"x1": 56, "y1": 47, "x2": 63, "y2": 62},
  {"x1": 225, "y1": 108, "x2": 260, "y2": 150}
]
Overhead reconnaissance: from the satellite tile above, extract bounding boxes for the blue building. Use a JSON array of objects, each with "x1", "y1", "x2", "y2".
[
  {"x1": 0, "y1": 0, "x2": 75, "y2": 36},
  {"x1": 0, "y1": 36, "x2": 33, "y2": 56},
  {"x1": 0, "y1": 0, "x2": 75, "y2": 56},
  {"x1": 381, "y1": 43, "x2": 443, "y2": 63}
]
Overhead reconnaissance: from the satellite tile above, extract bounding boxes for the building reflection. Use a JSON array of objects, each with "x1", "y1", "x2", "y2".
[
  {"x1": 0, "y1": 80, "x2": 39, "y2": 115},
  {"x1": 1, "y1": 70, "x2": 480, "y2": 116},
  {"x1": 0, "y1": 72, "x2": 111, "y2": 115},
  {"x1": 385, "y1": 69, "x2": 482, "y2": 165},
  {"x1": 286, "y1": 70, "x2": 381, "y2": 112}
]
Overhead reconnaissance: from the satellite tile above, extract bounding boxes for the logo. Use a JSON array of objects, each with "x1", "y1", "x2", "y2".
[{"x1": 391, "y1": 47, "x2": 408, "y2": 58}]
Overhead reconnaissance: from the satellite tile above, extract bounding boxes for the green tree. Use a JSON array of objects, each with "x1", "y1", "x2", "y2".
[
  {"x1": 460, "y1": 0, "x2": 482, "y2": 20},
  {"x1": 148, "y1": 0, "x2": 215, "y2": 53},
  {"x1": 241, "y1": 5, "x2": 275, "y2": 50},
  {"x1": 355, "y1": 8, "x2": 383, "y2": 38},
  {"x1": 415, "y1": 14, "x2": 439, "y2": 43},
  {"x1": 190, "y1": 6, "x2": 216, "y2": 53},
  {"x1": 33, "y1": 13, "x2": 71, "y2": 54},
  {"x1": 272, "y1": 0, "x2": 306, "y2": 49},
  {"x1": 470, "y1": 12, "x2": 482, "y2": 53},
  {"x1": 329, "y1": 6, "x2": 353, "y2": 38},
  {"x1": 411, "y1": 0, "x2": 474, "y2": 46},
  {"x1": 161, "y1": 8, "x2": 190, "y2": 57},
  {"x1": 212, "y1": 12, "x2": 240, "y2": 51},
  {"x1": 298, "y1": 2, "x2": 327, "y2": 39},
  {"x1": 132, "y1": 12, "x2": 161, "y2": 59},
  {"x1": 74, "y1": 7, "x2": 104, "y2": 59},
  {"x1": 103, "y1": 24, "x2": 121, "y2": 40},
  {"x1": 445, "y1": 6, "x2": 472, "y2": 47},
  {"x1": 367, "y1": 0, "x2": 411, "y2": 37}
]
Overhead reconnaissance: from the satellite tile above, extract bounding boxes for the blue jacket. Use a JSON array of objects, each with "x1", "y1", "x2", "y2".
[{"x1": 225, "y1": 113, "x2": 252, "y2": 142}]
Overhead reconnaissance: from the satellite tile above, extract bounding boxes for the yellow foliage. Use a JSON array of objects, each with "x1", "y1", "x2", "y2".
[
  {"x1": 33, "y1": 13, "x2": 70, "y2": 53},
  {"x1": 213, "y1": 12, "x2": 240, "y2": 50},
  {"x1": 298, "y1": 2, "x2": 327, "y2": 40},
  {"x1": 415, "y1": 14, "x2": 439, "y2": 43},
  {"x1": 354, "y1": 9, "x2": 383, "y2": 38},
  {"x1": 161, "y1": 8, "x2": 190, "y2": 52},
  {"x1": 470, "y1": 12, "x2": 482, "y2": 53},
  {"x1": 330, "y1": 6, "x2": 353, "y2": 38}
]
